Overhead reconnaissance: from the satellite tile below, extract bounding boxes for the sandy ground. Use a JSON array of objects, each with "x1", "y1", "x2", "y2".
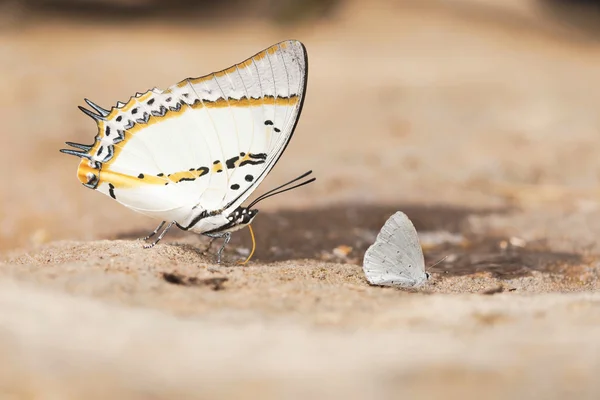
[{"x1": 1, "y1": 0, "x2": 600, "y2": 398}]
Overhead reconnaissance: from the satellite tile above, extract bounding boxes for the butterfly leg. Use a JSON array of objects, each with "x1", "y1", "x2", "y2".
[
  {"x1": 138, "y1": 221, "x2": 166, "y2": 241},
  {"x1": 143, "y1": 221, "x2": 175, "y2": 249},
  {"x1": 218, "y1": 232, "x2": 232, "y2": 264},
  {"x1": 202, "y1": 237, "x2": 217, "y2": 254},
  {"x1": 204, "y1": 232, "x2": 232, "y2": 264}
]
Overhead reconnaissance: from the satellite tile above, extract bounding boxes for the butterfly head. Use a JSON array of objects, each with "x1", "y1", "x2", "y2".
[{"x1": 226, "y1": 207, "x2": 259, "y2": 232}]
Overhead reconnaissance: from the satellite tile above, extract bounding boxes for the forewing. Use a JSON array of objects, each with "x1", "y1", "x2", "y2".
[{"x1": 168, "y1": 40, "x2": 308, "y2": 213}]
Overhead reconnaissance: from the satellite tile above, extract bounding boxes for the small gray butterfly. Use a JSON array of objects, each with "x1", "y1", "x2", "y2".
[{"x1": 363, "y1": 211, "x2": 430, "y2": 287}]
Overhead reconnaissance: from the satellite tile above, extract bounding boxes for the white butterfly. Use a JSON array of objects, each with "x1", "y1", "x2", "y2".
[
  {"x1": 61, "y1": 40, "x2": 314, "y2": 264},
  {"x1": 363, "y1": 211, "x2": 430, "y2": 287}
]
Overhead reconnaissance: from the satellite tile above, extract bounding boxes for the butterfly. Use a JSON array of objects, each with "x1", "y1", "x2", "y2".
[
  {"x1": 363, "y1": 211, "x2": 430, "y2": 287},
  {"x1": 61, "y1": 40, "x2": 314, "y2": 264}
]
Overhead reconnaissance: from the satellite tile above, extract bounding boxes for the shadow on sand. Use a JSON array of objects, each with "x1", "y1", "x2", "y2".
[{"x1": 116, "y1": 203, "x2": 583, "y2": 279}]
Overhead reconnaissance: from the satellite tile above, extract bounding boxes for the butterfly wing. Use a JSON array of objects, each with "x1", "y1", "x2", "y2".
[
  {"x1": 65, "y1": 40, "x2": 308, "y2": 227},
  {"x1": 173, "y1": 39, "x2": 308, "y2": 214},
  {"x1": 363, "y1": 211, "x2": 428, "y2": 287}
]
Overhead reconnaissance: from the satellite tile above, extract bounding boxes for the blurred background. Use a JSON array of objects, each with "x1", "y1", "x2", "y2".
[{"x1": 2, "y1": 0, "x2": 600, "y2": 251}]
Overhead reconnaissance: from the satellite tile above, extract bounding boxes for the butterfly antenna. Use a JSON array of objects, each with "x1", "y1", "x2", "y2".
[
  {"x1": 247, "y1": 170, "x2": 315, "y2": 209},
  {"x1": 427, "y1": 255, "x2": 448, "y2": 271}
]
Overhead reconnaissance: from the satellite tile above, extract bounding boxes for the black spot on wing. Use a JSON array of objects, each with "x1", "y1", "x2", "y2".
[
  {"x1": 138, "y1": 173, "x2": 144, "y2": 179},
  {"x1": 226, "y1": 156, "x2": 240, "y2": 169},
  {"x1": 108, "y1": 183, "x2": 116, "y2": 199},
  {"x1": 96, "y1": 145, "x2": 114, "y2": 162},
  {"x1": 239, "y1": 159, "x2": 265, "y2": 167},
  {"x1": 136, "y1": 112, "x2": 150, "y2": 124},
  {"x1": 196, "y1": 167, "x2": 209, "y2": 176},
  {"x1": 169, "y1": 101, "x2": 182, "y2": 112},
  {"x1": 152, "y1": 106, "x2": 167, "y2": 117},
  {"x1": 231, "y1": 184, "x2": 240, "y2": 190}
]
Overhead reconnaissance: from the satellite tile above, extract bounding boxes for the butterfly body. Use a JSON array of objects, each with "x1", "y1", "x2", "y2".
[
  {"x1": 175, "y1": 206, "x2": 258, "y2": 235},
  {"x1": 62, "y1": 40, "x2": 312, "y2": 262}
]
